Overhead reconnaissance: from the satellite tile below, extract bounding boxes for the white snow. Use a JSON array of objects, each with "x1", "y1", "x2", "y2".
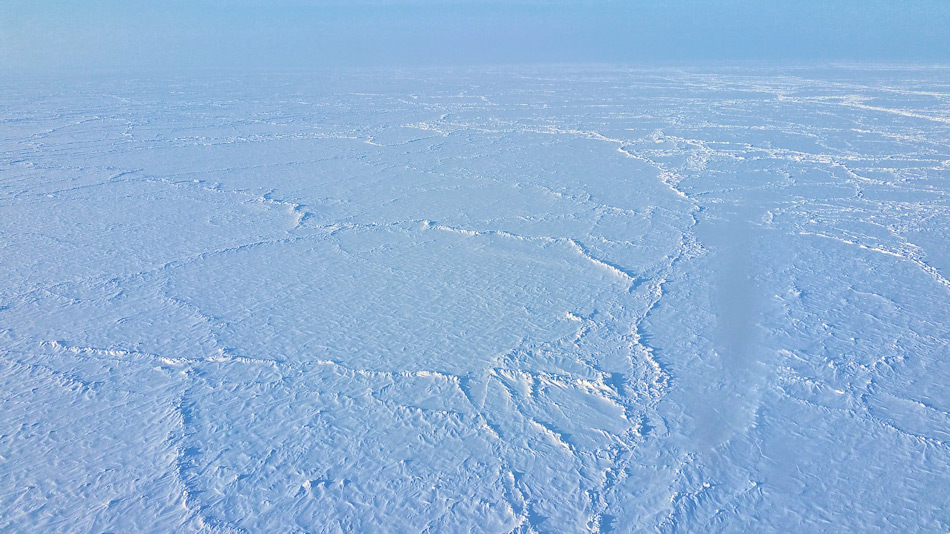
[{"x1": 2, "y1": 65, "x2": 949, "y2": 532}]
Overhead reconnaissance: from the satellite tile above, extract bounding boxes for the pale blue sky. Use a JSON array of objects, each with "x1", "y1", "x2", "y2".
[{"x1": 2, "y1": 0, "x2": 949, "y2": 73}]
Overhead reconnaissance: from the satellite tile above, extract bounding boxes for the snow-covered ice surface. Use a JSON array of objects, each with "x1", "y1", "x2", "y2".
[{"x1": 2, "y1": 65, "x2": 950, "y2": 532}]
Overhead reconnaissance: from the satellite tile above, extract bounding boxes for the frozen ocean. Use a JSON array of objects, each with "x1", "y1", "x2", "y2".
[{"x1": 2, "y1": 65, "x2": 950, "y2": 532}]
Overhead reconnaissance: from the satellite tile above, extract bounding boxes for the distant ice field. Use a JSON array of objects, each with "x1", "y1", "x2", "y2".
[{"x1": 2, "y1": 66, "x2": 949, "y2": 532}]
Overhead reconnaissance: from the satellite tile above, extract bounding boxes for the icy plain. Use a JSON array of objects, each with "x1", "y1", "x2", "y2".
[{"x1": 2, "y1": 66, "x2": 950, "y2": 532}]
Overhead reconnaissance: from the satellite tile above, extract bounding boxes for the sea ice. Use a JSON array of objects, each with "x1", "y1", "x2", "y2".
[{"x1": 2, "y1": 66, "x2": 949, "y2": 532}]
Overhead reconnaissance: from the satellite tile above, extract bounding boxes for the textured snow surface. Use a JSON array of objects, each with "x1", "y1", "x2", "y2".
[{"x1": 2, "y1": 66, "x2": 950, "y2": 532}]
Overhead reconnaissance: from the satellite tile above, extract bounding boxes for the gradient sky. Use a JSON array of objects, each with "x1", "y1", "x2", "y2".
[{"x1": 2, "y1": 0, "x2": 949, "y2": 74}]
